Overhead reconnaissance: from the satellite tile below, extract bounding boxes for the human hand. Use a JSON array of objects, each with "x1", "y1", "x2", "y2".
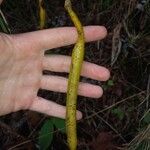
[
  {"x1": 0, "y1": 26, "x2": 110, "y2": 119},
  {"x1": 0, "y1": 0, "x2": 2, "y2": 4}
]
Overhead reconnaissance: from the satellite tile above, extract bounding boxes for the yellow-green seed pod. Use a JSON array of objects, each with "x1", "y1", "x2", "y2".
[
  {"x1": 65, "y1": 0, "x2": 85, "y2": 150},
  {"x1": 39, "y1": 0, "x2": 46, "y2": 29}
]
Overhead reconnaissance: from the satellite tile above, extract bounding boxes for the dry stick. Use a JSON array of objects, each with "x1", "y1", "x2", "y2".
[
  {"x1": 91, "y1": 111, "x2": 126, "y2": 142},
  {"x1": 84, "y1": 91, "x2": 146, "y2": 120},
  {"x1": 0, "y1": 121, "x2": 24, "y2": 139},
  {"x1": 8, "y1": 128, "x2": 65, "y2": 150},
  {"x1": 65, "y1": 0, "x2": 85, "y2": 150}
]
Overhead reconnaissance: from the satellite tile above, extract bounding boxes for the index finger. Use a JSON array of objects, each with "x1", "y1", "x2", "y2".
[{"x1": 12, "y1": 26, "x2": 107, "y2": 51}]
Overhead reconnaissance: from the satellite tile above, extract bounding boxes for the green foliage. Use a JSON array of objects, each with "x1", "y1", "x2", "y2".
[
  {"x1": 143, "y1": 112, "x2": 150, "y2": 124},
  {"x1": 0, "y1": 10, "x2": 10, "y2": 33},
  {"x1": 107, "y1": 80, "x2": 114, "y2": 86},
  {"x1": 52, "y1": 117, "x2": 66, "y2": 133},
  {"x1": 101, "y1": 0, "x2": 113, "y2": 10},
  {"x1": 128, "y1": 135, "x2": 150, "y2": 150},
  {"x1": 38, "y1": 118, "x2": 66, "y2": 150},
  {"x1": 111, "y1": 107, "x2": 125, "y2": 120},
  {"x1": 134, "y1": 139, "x2": 150, "y2": 150},
  {"x1": 103, "y1": 79, "x2": 114, "y2": 90},
  {"x1": 128, "y1": 139, "x2": 150, "y2": 150},
  {"x1": 127, "y1": 125, "x2": 150, "y2": 150},
  {"x1": 38, "y1": 119, "x2": 54, "y2": 150}
]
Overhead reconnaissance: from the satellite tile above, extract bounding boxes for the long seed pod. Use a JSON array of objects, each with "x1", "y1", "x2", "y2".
[
  {"x1": 64, "y1": 0, "x2": 85, "y2": 150},
  {"x1": 39, "y1": 0, "x2": 46, "y2": 29}
]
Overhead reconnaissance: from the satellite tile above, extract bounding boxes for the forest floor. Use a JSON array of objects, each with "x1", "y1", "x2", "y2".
[{"x1": 0, "y1": 0, "x2": 150, "y2": 150}]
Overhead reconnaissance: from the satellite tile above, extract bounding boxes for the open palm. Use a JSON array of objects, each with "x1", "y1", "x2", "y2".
[{"x1": 0, "y1": 26, "x2": 110, "y2": 119}]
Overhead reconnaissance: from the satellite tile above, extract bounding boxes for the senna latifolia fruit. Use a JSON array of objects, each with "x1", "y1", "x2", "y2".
[
  {"x1": 65, "y1": 0, "x2": 85, "y2": 149},
  {"x1": 39, "y1": 0, "x2": 46, "y2": 29}
]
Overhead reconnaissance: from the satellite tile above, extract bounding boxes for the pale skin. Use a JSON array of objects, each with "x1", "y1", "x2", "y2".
[{"x1": 0, "y1": 0, "x2": 110, "y2": 119}]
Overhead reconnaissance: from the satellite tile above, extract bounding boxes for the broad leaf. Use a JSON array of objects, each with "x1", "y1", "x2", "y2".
[
  {"x1": 52, "y1": 117, "x2": 66, "y2": 133},
  {"x1": 111, "y1": 107, "x2": 125, "y2": 120},
  {"x1": 38, "y1": 119, "x2": 54, "y2": 150},
  {"x1": 143, "y1": 112, "x2": 150, "y2": 124}
]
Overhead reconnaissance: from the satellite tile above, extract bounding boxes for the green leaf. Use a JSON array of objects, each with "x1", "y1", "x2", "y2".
[
  {"x1": 103, "y1": 80, "x2": 114, "y2": 90},
  {"x1": 52, "y1": 117, "x2": 66, "y2": 133},
  {"x1": 107, "y1": 80, "x2": 114, "y2": 86},
  {"x1": 102, "y1": 0, "x2": 113, "y2": 10},
  {"x1": 111, "y1": 107, "x2": 125, "y2": 120},
  {"x1": 38, "y1": 119, "x2": 54, "y2": 150},
  {"x1": 0, "y1": 10, "x2": 11, "y2": 33},
  {"x1": 143, "y1": 112, "x2": 150, "y2": 124},
  {"x1": 135, "y1": 139, "x2": 150, "y2": 150}
]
